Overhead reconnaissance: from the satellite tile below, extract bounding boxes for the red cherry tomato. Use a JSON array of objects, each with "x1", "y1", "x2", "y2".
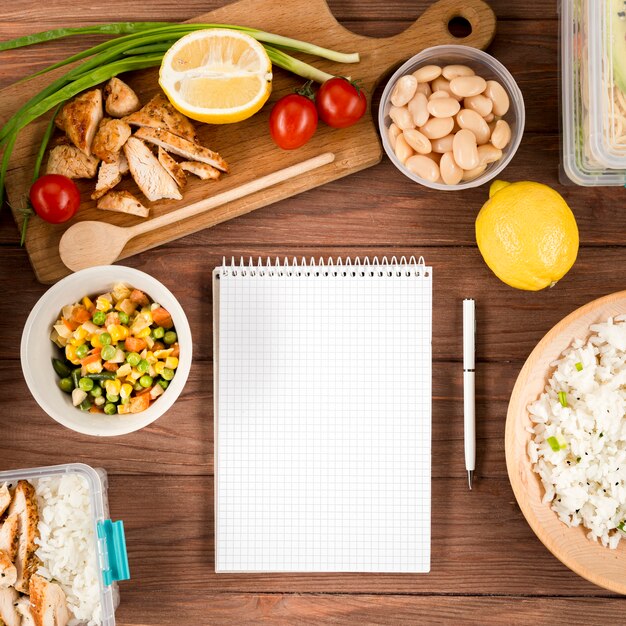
[
  {"x1": 29, "y1": 174, "x2": 80, "y2": 224},
  {"x1": 269, "y1": 93, "x2": 318, "y2": 150},
  {"x1": 316, "y1": 78, "x2": 367, "y2": 129}
]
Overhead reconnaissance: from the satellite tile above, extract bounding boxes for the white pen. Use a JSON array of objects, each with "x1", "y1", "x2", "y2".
[{"x1": 463, "y1": 299, "x2": 476, "y2": 490}]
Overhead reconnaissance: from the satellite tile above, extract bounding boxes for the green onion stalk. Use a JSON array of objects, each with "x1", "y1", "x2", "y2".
[{"x1": 0, "y1": 21, "x2": 360, "y2": 224}]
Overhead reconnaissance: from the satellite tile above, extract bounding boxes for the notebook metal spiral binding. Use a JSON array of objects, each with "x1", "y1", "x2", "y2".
[{"x1": 220, "y1": 256, "x2": 428, "y2": 279}]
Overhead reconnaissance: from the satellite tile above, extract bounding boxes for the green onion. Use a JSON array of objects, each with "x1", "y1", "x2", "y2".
[
  {"x1": 547, "y1": 436, "x2": 561, "y2": 452},
  {"x1": 265, "y1": 45, "x2": 335, "y2": 84},
  {"x1": 558, "y1": 391, "x2": 568, "y2": 407},
  {"x1": 618, "y1": 522, "x2": 625, "y2": 532},
  {"x1": 575, "y1": 362, "x2": 583, "y2": 371}
]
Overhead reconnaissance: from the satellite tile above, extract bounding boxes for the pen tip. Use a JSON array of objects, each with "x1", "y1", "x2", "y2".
[{"x1": 468, "y1": 470, "x2": 474, "y2": 490}]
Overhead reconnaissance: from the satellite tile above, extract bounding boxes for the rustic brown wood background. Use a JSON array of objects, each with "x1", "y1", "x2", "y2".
[{"x1": 1, "y1": 1, "x2": 625, "y2": 624}]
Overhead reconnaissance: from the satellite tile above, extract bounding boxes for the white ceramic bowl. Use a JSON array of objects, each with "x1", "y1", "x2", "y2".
[
  {"x1": 21, "y1": 266, "x2": 192, "y2": 436},
  {"x1": 378, "y1": 44, "x2": 525, "y2": 190}
]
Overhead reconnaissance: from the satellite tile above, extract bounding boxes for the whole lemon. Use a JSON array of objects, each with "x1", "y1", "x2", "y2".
[{"x1": 475, "y1": 181, "x2": 579, "y2": 291}]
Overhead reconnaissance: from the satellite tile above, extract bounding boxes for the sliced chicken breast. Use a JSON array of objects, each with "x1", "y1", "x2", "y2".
[
  {"x1": 0, "y1": 515, "x2": 18, "y2": 561},
  {"x1": 118, "y1": 152, "x2": 129, "y2": 175},
  {"x1": 46, "y1": 145, "x2": 99, "y2": 179},
  {"x1": 97, "y1": 191, "x2": 149, "y2": 218},
  {"x1": 157, "y1": 147, "x2": 186, "y2": 188},
  {"x1": 16, "y1": 597, "x2": 36, "y2": 626},
  {"x1": 104, "y1": 77, "x2": 141, "y2": 118},
  {"x1": 91, "y1": 118, "x2": 131, "y2": 163},
  {"x1": 0, "y1": 587, "x2": 20, "y2": 626},
  {"x1": 0, "y1": 484, "x2": 10, "y2": 517},
  {"x1": 56, "y1": 89, "x2": 103, "y2": 155},
  {"x1": 8, "y1": 481, "x2": 39, "y2": 594},
  {"x1": 92, "y1": 158, "x2": 122, "y2": 200},
  {"x1": 133, "y1": 127, "x2": 228, "y2": 173},
  {"x1": 124, "y1": 94, "x2": 197, "y2": 143},
  {"x1": 30, "y1": 574, "x2": 70, "y2": 626},
  {"x1": 123, "y1": 137, "x2": 182, "y2": 202},
  {"x1": 180, "y1": 161, "x2": 221, "y2": 180},
  {"x1": 0, "y1": 550, "x2": 16, "y2": 589}
]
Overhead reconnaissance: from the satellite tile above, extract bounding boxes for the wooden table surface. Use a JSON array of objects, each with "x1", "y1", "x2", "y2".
[{"x1": 1, "y1": 1, "x2": 625, "y2": 624}]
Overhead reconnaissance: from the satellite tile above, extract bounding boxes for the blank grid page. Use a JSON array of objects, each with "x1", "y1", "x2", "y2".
[{"x1": 215, "y1": 262, "x2": 432, "y2": 572}]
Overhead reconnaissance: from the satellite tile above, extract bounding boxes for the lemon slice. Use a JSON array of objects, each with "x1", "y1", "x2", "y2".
[{"x1": 159, "y1": 29, "x2": 273, "y2": 124}]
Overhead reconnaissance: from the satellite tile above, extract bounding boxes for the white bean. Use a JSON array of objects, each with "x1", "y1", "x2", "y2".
[
  {"x1": 484, "y1": 80, "x2": 510, "y2": 116},
  {"x1": 456, "y1": 109, "x2": 491, "y2": 145},
  {"x1": 420, "y1": 116, "x2": 454, "y2": 139},
  {"x1": 387, "y1": 123, "x2": 401, "y2": 150},
  {"x1": 440, "y1": 151, "x2": 463, "y2": 185},
  {"x1": 490, "y1": 119, "x2": 512, "y2": 149},
  {"x1": 432, "y1": 76, "x2": 463, "y2": 101},
  {"x1": 477, "y1": 143, "x2": 503, "y2": 165},
  {"x1": 430, "y1": 134, "x2": 455, "y2": 153},
  {"x1": 389, "y1": 105, "x2": 414, "y2": 130},
  {"x1": 442, "y1": 64, "x2": 475, "y2": 80},
  {"x1": 393, "y1": 133, "x2": 414, "y2": 164},
  {"x1": 463, "y1": 94, "x2": 493, "y2": 117},
  {"x1": 453, "y1": 129, "x2": 480, "y2": 170},
  {"x1": 483, "y1": 113, "x2": 495, "y2": 123},
  {"x1": 461, "y1": 164, "x2": 487, "y2": 181},
  {"x1": 427, "y1": 97, "x2": 461, "y2": 118},
  {"x1": 449, "y1": 75, "x2": 487, "y2": 98},
  {"x1": 411, "y1": 64, "x2": 442, "y2": 83},
  {"x1": 390, "y1": 75, "x2": 418, "y2": 107},
  {"x1": 415, "y1": 82, "x2": 432, "y2": 97},
  {"x1": 408, "y1": 92, "x2": 429, "y2": 127},
  {"x1": 403, "y1": 129, "x2": 432, "y2": 154},
  {"x1": 405, "y1": 154, "x2": 440, "y2": 182}
]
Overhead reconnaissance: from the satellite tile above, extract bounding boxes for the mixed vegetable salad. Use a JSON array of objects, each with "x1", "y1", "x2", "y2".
[{"x1": 50, "y1": 283, "x2": 179, "y2": 415}]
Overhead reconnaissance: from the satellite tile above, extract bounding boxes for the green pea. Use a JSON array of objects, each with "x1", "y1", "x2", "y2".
[
  {"x1": 99, "y1": 332, "x2": 112, "y2": 346},
  {"x1": 126, "y1": 352, "x2": 141, "y2": 367},
  {"x1": 90, "y1": 385, "x2": 103, "y2": 398},
  {"x1": 118, "y1": 311, "x2": 129, "y2": 325},
  {"x1": 137, "y1": 359, "x2": 150, "y2": 373},
  {"x1": 106, "y1": 393, "x2": 119, "y2": 403},
  {"x1": 139, "y1": 374, "x2": 153, "y2": 388},
  {"x1": 152, "y1": 326, "x2": 165, "y2": 339},
  {"x1": 161, "y1": 367, "x2": 174, "y2": 381},
  {"x1": 101, "y1": 345, "x2": 116, "y2": 361},
  {"x1": 58, "y1": 377, "x2": 73, "y2": 393},
  {"x1": 104, "y1": 403, "x2": 117, "y2": 415},
  {"x1": 78, "y1": 377, "x2": 94, "y2": 392},
  {"x1": 163, "y1": 331, "x2": 177, "y2": 345},
  {"x1": 158, "y1": 379, "x2": 169, "y2": 390},
  {"x1": 134, "y1": 382, "x2": 143, "y2": 391},
  {"x1": 75, "y1": 344, "x2": 89, "y2": 359},
  {"x1": 92, "y1": 311, "x2": 106, "y2": 326}
]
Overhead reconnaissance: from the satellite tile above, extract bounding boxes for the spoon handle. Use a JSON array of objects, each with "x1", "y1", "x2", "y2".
[{"x1": 127, "y1": 152, "x2": 336, "y2": 239}]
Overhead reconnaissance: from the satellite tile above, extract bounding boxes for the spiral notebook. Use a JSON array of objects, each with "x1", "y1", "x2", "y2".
[{"x1": 213, "y1": 256, "x2": 432, "y2": 573}]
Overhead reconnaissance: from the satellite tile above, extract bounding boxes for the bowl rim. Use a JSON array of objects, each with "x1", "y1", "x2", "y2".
[
  {"x1": 20, "y1": 265, "x2": 192, "y2": 437},
  {"x1": 378, "y1": 44, "x2": 526, "y2": 190},
  {"x1": 505, "y1": 290, "x2": 626, "y2": 594}
]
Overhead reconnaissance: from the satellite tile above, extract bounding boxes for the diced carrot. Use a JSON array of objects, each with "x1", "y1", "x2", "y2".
[
  {"x1": 103, "y1": 361, "x2": 119, "y2": 372},
  {"x1": 152, "y1": 307, "x2": 173, "y2": 329},
  {"x1": 72, "y1": 306, "x2": 91, "y2": 324},
  {"x1": 152, "y1": 341, "x2": 165, "y2": 352},
  {"x1": 62, "y1": 318, "x2": 79, "y2": 332},
  {"x1": 105, "y1": 312, "x2": 120, "y2": 326},
  {"x1": 129, "y1": 289, "x2": 149, "y2": 307},
  {"x1": 136, "y1": 386, "x2": 152, "y2": 396},
  {"x1": 80, "y1": 348, "x2": 101, "y2": 366},
  {"x1": 129, "y1": 393, "x2": 150, "y2": 413},
  {"x1": 170, "y1": 343, "x2": 180, "y2": 358},
  {"x1": 89, "y1": 406, "x2": 104, "y2": 414},
  {"x1": 125, "y1": 336, "x2": 147, "y2": 352}
]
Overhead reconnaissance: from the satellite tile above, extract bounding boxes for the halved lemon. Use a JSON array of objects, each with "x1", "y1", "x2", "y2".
[{"x1": 159, "y1": 29, "x2": 273, "y2": 124}]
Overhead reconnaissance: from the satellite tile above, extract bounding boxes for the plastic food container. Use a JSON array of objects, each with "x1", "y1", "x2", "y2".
[
  {"x1": 378, "y1": 44, "x2": 525, "y2": 190},
  {"x1": 0, "y1": 463, "x2": 129, "y2": 626},
  {"x1": 560, "y1": 0, "x2": 626, "y2": 185}
]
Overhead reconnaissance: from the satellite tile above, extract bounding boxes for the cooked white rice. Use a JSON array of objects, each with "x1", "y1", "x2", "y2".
[
  {"x1": 528, "y1": 314, "x2": 626, "y2": 549},
  {"x1": 33, "y1": 473, "x2": 102, "y2": 625}
]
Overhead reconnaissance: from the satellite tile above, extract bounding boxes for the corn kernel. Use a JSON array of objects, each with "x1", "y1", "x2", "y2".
[
  {"x1": 96, "y1": 297, "x2": 112, "y2": 312},
  {"x1": 165, "y1": 357, "x2": 179, "y2": 370},
  {"x1": 108, "y1": 325, "x2": 128, "y2": 342},
  {"x1": 127, "y1": 370, "x2": 141, "y2": 382},
  {"x1": 74, "y1": 326, "x2": 88, "y2": 340},
  {"x1": 85, "y1": 360, "x2": 103, "y2": 374},
  {"x1": 105, "y1": 379, "x2": 121, "y2": 395},
  {"x1": 116, "y1": 363, "x2": 132, "y2": 378},
  {"x1": 91, "y1": 334, "x2": 102, "y2": 348},
  {"x1": 155, "y1": 362, "x2": 165, "y2": 375},
  {"x1": 82, "y1": 296, "x2": 94, "y2": 309},
  {"x1": 153, "y1": 349, "x2": 173, "y2": 359},
  {"x1": 135, "y1": 326, "x2": 151, "y2": 339},
  {"x1": 120, "y1": 383, "x2": 133, "y2": 400},
  {"x1": 117, "y1": 403, "x2": 131, "y2": 415},
  {"x1": 65, "y1": 344, "x2": 80, "y2": 365}
]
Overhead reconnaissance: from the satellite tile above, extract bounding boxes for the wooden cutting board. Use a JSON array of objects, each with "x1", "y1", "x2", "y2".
[{"x1": 1, "y1": 0, "x2": 495, "y2": 283}]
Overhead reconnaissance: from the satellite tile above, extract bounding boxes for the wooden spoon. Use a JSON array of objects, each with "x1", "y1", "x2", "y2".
[{"x1": 59, "y1": 151, "x2": 336, "y2": 272}]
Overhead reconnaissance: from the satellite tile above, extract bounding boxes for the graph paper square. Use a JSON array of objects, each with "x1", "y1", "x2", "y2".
[{"x1": 213, "y1": 261, "x2": 432, "y2": 573}]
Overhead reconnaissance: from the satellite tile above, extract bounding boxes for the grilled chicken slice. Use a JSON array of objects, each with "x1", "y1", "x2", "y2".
[
  {"x1": 0, "y1": 551, "x2": 16, "y2": 589},
  {"x1": 16, "y1": 597, "x2": 36, "y2": 626},
  {"x1": 0, "y1": 515, "x2": 18, "y2": 561},
  {"x1": 46, "y1": 145, "x2": 99, "y2": 179},
  {"x1": 157, "y1": 147, "x2": 186, "y2": 188},
  {"x1": 30, "y1": 575, "x2": 70, "y2": 626},
  {"x1": 124, "y1": 94, "x2": 197, "y2": 142},
  {"x1": 8, "y1": 481, "x2": 39, "y2": 594},
  {"x1": 92, "y1": 157, "x2": 122, "y2": 200},
  {"x1": 104, "y1": 77, "x2": 141, "y2": 118},
  {"x1": 180, "y1": 161, "x2": 221, "y2": 180},
  {"x1": 118, "y1": 152, "x2": 129, "y2": 175},
  {"x1": 0, "y1": 484, "x2": 10, "y2": 517},
  {"x1": 91, "y1": 118, "x2": 131, "y2": 163},
  {"x1": 123, "y1": 137, "x2": 182, "y2": 201},
  {"x1": 0, "y1": 587, "x2": 20, "y2": 626},
  {"x1": 56, "y1": 89, "x2": 103, "y2": 155},
  {"x1": 97, "y1": 191, "x2": 149, "y2": 218},
  {"x1": 134, "y1": 127, "x2": 228, "y2": 173}
]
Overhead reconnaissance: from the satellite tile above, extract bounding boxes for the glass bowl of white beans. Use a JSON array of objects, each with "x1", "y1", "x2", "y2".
[{"x1": 378, "y1": 45, "x2": 525, "y2": 190}]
